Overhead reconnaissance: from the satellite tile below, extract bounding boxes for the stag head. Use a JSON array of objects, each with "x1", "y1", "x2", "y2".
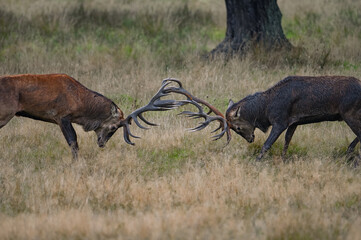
[
  {"x1": 95, "y1": 104, "x2": 124, "y2": 148},
  {"x1": 225, "y1": 100, "x2": 255, "y2": 143}
]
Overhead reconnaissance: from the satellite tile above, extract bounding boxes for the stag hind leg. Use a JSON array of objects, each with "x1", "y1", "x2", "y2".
[
  {"x1": 343, "y1": 115, "x2": 361, "y2": 167},
  {"x1": 0, "y1": 118, "x2": 12, "y2": 129},
  {"x1": 282, "y1": 124, "x2": 297, "y2": 160},
  {"x1": 0, "y1": 112, "x2": 15, "y2": 129},
  {"x1": 0, "y1": 101, "x2": 17, "y2": 128},
  {"x1": 59, "y1": 117, "x2": 79, "y2": 161},
  {"x1": 0, "y1": 93, "x2": 18, "y2": 129},
  {"x1": 346, "y1": 137, "x2": 359, "y2": 155},
  {"x1": 345, "y1": 137, "x2": 359, "y2": 165}
]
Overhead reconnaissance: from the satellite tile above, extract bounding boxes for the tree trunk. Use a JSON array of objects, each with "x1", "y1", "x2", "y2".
[{"x1": 211, "y1": 0, "x2": 291, "y2": 57}]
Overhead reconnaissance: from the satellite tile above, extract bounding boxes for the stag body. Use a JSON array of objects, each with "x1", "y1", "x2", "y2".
[
  {"x1": 226, "y1": 76, "x2": 361, "y2": 160},
  {"x1": 0, "y1": 74, "x2": 177, "y2": 159}
]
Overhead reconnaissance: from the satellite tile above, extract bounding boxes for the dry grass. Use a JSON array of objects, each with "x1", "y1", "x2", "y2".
[{"x1": 1, "y1": 0, "x2": 361, "y2": 239}]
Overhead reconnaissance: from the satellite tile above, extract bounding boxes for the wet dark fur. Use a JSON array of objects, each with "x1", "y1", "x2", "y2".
[{"x1": 226, "y1": 76, "x2": 361, "y2": 161}]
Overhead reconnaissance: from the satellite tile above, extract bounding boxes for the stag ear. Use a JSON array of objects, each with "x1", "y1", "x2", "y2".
[
  {"x1": 235, "y1": 106, "x2": 242, "y2": 117},
  {"x1": 111, "y1": 104, "x2": 119, "y2": 117},
  {"x1": 227, "y1": 99, "x2": 234, "y2": 110}
]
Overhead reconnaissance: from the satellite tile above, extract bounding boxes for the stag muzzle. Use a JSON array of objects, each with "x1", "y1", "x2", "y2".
[
  {"x1": 97, "y1": 128, "x2": 117, "y2": 148},
  {"x1": 236, "y1": 131, "x2": 254, "y2": 143},
  {"x1": 230, "y1": 124, "x2": 255, "y2": 143},
  {"x1": 97, "y1": 137, "x2": 106, "y2": 148},
  {"x1": 246, "y1": 134, "x2": 255, "y2": 143}
]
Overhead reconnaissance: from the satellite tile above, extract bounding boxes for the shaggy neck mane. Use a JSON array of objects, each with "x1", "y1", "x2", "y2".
[
  {"x1": 76, "y1": 91, "x2": 114, "y2": 132},
  {"x1": 242, "y1": 92, "x2": 269, "y2": 132}
]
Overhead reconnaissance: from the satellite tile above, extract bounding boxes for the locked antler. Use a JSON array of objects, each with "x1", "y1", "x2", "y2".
[
  {"x1": 162, "y1": 78, "x2": 232, "y2": 144},
  {"x1": 120, "y1": 80, "x2": 183, "y2": 145}
]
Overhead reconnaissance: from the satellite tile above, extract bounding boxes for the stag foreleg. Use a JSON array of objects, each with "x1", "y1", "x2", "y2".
[
  {"x1": 59, "y1": 117, "x2": 79, "y2": 161},
  {"x1": 257, "y1": 124, "x2": 287, "y2": 161}
]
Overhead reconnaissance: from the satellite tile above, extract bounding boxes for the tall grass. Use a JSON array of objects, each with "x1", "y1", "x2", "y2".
[{"x1": 0, "y1": 0, "x2": 361, "y2": 239}]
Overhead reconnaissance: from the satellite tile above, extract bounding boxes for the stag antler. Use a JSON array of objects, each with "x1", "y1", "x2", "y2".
[
  {"x1": 120, "y1": 80, "x2": 183, "y2": 145},
  {"x1": 162, "y1": 78, "x2": 232, "y2": 144}
]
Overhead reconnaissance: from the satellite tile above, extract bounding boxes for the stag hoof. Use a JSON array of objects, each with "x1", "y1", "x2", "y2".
[
  {"x1": 256, "y1": 154, "x2": 263, "y2": 162},
  {"x1": 70, "y1": 142, "x2": 79, "y2": 162}
]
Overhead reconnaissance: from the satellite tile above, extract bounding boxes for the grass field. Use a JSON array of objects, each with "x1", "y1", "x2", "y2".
[{"x1": 1, "y1": 0, "x2": 361, "y2": 239}]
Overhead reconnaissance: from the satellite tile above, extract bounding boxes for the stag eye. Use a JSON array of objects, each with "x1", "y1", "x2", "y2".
[
  {"x1": 236, "y1": 127, "x2": 241, "y2": 131},
  {"x1": 109, "y1": 125, "x2": 117, "y2": 131}
]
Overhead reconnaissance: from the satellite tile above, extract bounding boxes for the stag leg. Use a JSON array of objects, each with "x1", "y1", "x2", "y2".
[
  {"x1": 59, "y1": 118, "x2": 79, "y2": 161},
  {"x1": 343, "y1": 116, "x2": 361, "y2": 167},
  {"x1": 345, "y1": 137, "x2": 359, "y2": 164},
  {"x1": 0, "y1": 117, "x2": 12, "y2": 129},
  {"x1": 346, "y1": 137, "x2": 359, "y2": 155},
  {"x1": 0, "y1": 111, "x2": 15, "y2": 129},
  {"x1": 257, "y1": 124, "x2": 287, "y2": 161},
  {"x1": 0, "y1": 95, "x2": 17, "y2": 129},
  {"x1": 282, "y1": 124, "x2": 297, "y2": 160}
]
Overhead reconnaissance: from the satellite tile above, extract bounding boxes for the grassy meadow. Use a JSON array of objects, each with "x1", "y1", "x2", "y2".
[{"x1": 1, "y1": 0, "x2": 361, "y2": 239}]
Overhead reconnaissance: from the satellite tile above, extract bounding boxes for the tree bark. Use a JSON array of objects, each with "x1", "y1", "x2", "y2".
[{"x1": 211, "y1": 0, "x2": 291, "y2": 57}]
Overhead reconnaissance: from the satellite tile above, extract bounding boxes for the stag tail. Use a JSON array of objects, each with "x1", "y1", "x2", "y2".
[
  {"x1": 162, "y1": 78, "x2": 232, "y2": 144},
  {"x1": 119, "y1": 80, "x2": 184, "y2": 145}
]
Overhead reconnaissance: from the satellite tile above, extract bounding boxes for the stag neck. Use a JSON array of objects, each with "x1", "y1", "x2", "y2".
[
  {"x1": 74, "y1": 93, "x2": 116, "y2": 132},
  {"x1": 243, "y1": 92, "x2": 269, "y2": 132}
]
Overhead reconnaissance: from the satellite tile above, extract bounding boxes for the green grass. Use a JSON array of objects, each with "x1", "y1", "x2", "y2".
[
  {"x1": 1, "y1": 1, "x2": 361, "y2": 75},
  {"x1": 138, "y1": 147, "x2": 195, "y2": 176},
  {"x1": 246, "y1": 140, "x2": 308, "y2": 159}
]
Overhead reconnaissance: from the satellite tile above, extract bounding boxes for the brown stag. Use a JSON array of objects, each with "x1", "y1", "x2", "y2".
[
  {"x1": 0, "y1": 74, "x2": 179, "y2": 159},
  {"x1": 166, "y1": 77, "x2": 361, "y2": 163}
]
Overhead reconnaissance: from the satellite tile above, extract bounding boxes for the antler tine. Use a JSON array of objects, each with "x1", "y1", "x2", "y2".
[
  {"x1": 161, "y1": 80, "x2": 232, "y2": 144},
  {"x1": 185, "y1": 107, "x2": 230, "y2": 141},
  {"x1": 162, "y1": 78, "x2": 183, "y2": 88},
  {"x1": 127, "y1": 81, "x2": 179, "y2": 124},
  {"x1": 212, "y1": 118, "x2": 230, "y2": 141},
  {"x1": 120, "y1": 79, "x2": 183, "y2": 145},
  {"x1": 123, "y1": 123, "x2": 140, "y2": 145}
]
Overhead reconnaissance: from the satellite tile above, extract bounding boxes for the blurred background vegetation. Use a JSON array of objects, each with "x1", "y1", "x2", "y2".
[{"x1": 1, "y1": 0, "x2": 360, "y2": 74}]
